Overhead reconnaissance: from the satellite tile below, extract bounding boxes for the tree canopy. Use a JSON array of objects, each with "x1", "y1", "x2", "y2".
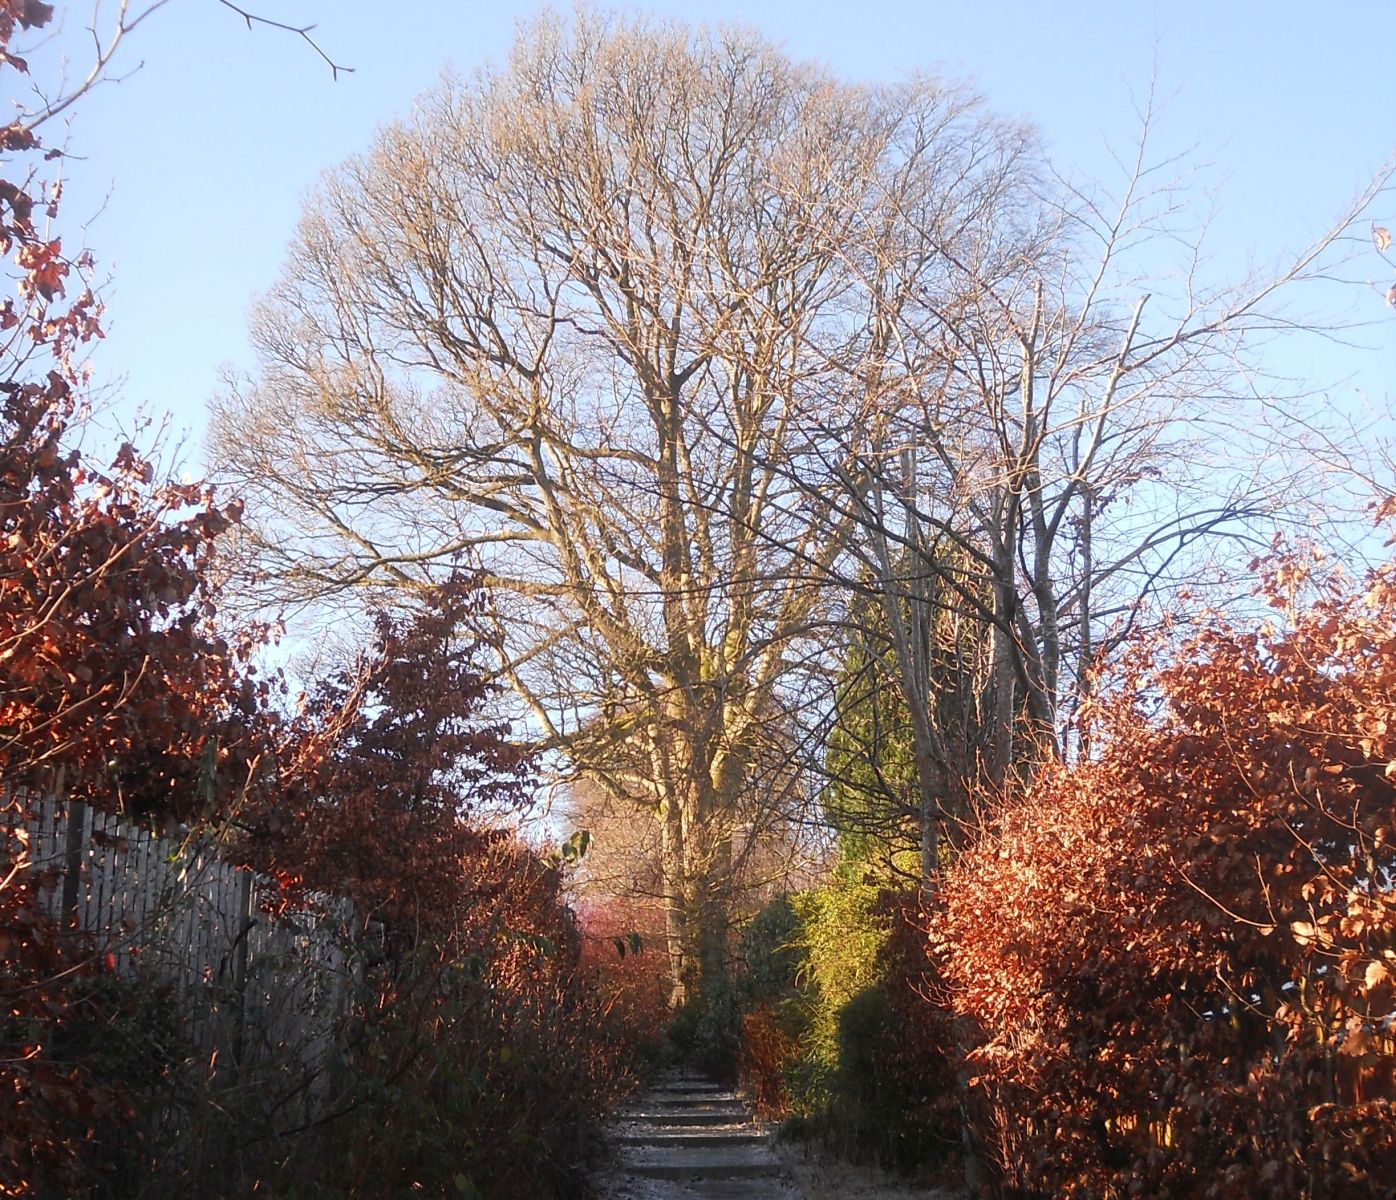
[{"x1": 210, "y1": 9, "x2": 1037, "y2": 1002}]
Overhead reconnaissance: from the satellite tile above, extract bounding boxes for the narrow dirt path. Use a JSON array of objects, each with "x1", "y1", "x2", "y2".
[{"x1": 594, "y1": 1073, "x2": 798, "y2": 1199}]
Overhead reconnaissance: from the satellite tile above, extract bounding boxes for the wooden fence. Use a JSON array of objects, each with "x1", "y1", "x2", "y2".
[{"x1": 5, "y1": 787, "x2": 358, "y2": 1103}]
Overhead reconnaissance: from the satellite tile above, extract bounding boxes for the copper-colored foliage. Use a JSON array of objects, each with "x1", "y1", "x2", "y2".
[
  {"x1": 939, "y1": 544, "x2": 1396, "y2": 1198},
  {"x1": 0, "y1": 5, "x2": 266, "y2": 1189}
]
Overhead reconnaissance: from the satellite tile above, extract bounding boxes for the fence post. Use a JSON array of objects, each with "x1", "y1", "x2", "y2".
[
  {"x1": 232, "y1": 868, "x2": 255, "y2": 1065},
  {"x1": 60, "y1": 796, "x2": 86, "y2": 930}
]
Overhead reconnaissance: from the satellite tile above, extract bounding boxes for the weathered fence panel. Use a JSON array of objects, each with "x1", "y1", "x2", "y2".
[{"x1": 4, "y1": 786, "x2": 358, "y2": 1108}]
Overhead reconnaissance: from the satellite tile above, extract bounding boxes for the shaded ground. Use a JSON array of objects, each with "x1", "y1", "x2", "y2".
[{"x1": 774, "y1": 1138, "x2": 965, "y2": 1200}]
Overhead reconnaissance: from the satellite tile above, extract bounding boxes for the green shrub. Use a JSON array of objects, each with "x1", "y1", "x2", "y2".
[
  {"x1": 784, "y1": 873, "x2": 888, "y2": 1115},
  {"x1": 738, "y1": 893, "x2": 804, "y2": 1002},
  {"x1": 736, "y1": 881, "x2": 958, "y2": 1173}
]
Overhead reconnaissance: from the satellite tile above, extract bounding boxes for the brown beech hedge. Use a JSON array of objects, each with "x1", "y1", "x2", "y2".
[{"x1": 938, "y1": 545, "x2": 1396, "y2": 1198}]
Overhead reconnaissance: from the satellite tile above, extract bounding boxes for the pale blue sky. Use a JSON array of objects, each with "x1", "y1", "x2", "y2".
[{"x1": 22, "y1": 0, "x2": 1396, "y2": 461}]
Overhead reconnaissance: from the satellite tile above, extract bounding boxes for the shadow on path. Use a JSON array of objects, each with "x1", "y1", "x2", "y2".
[{"x1": 594, "y1": 1073, "x2": 798, "y2": 1199}]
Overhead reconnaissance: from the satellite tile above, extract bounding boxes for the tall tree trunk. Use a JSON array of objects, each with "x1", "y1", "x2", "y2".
[
  {"x1": 989, "y1": 544, "x2": 1018, "y2": 786},
  {"x1": 661, "y1": 794, "x2": 690, "y2": 1008},
  {"x1": 696, "y1": 826, "x2": 732, "y2": 1002}
]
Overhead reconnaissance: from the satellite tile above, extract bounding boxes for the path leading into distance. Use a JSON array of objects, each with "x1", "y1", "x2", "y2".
[{"x1": 595, "y1": 1072, "x2": 798, "y2": 1199}]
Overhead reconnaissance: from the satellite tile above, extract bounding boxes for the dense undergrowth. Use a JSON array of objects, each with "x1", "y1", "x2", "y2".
[{"x1": 723, "y1": 542, "x2": 1396, "y2": 1198}]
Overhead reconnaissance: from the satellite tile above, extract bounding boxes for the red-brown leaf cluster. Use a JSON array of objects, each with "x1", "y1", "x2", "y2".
[
  {"x1": 576, "y1": 894, "x2": 671, "y2": 1052},
  {"x1": 0, "y1": 0, "x2": 264, "y2": 822},
  {"x1": 316, "y1": 826, "x2": 624, "y2": 1192},
  {"x1": 224, "y1": 583, "x2": 647, "y2": 1195},
  {"x1": 739, "y1": 997, "x2": 802, "y2": 1117},
  {"x1": 0, "y1": 396, "x2": 268, "y2": 819},
  {"x1": 242, "y1": 575, "x2": 531, "y2": 947},
  {"x1": 937, "y1": 548, "x2": 1396, "y2": 1198}
]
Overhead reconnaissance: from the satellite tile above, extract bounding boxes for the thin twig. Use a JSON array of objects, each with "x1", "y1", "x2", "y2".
[{"x1": 216, "y1": 1, "x2": 354, "y2": 81}]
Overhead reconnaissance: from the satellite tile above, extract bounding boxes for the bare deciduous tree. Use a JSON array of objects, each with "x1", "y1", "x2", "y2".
[
  {"x1": 813, "y1": 103, "x2": 1396, "y2": 881},
  {"x1": 209, "y1": 10, "x2": 1032, "y2": 1004}
]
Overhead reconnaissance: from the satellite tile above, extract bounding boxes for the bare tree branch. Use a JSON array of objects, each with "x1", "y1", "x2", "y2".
[{"x1": 215, "y1": 0, "x2": 353, "y2": 81}]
